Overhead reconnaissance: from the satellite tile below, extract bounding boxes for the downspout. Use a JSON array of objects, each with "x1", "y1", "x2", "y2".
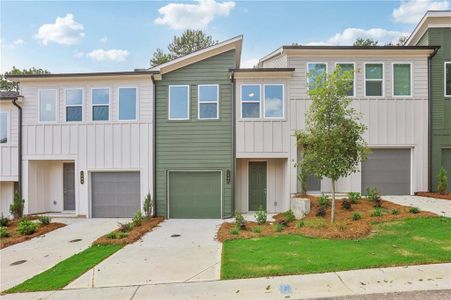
[
  {"x1": 428, "y1": 47, "x2": 440, "y2": 192},
  {"x1": 231, "y1": 72, "x2": 236, "y2": 216},
  {"x1": 151, "y1": 74, "x2": 157, "y2": 217},
  {"x1": 12, "y1": 97, "x2": 22, "y2": 199}
]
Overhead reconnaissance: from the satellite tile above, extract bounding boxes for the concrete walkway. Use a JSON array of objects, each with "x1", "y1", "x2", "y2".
[
  {"x1": 383, "y1": 195, "x2": 451, "y2": 217},
  {"x1": 0, "y1": 218, "x2": 123, "y2": 291},
  {"x1": 2, "y1": 263, "x2": 450, "y2": 299},
  {"x1": 66, "y1": 219, "x2": 223, "y2": 289}
]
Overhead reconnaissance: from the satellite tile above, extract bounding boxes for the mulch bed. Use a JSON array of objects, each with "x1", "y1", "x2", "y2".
[
  {"x1": 1, "y1": 218, "x2": 66, "y2": 249},
  {"x1": 93, "y1": 217, "x2": 164, "y2": 245},
  {"x1": 217, "y1": 195, "x2": 435, "y2": 242},
  {"x1": 415, "y1": 192, "x2": 451, "y2": 200}
]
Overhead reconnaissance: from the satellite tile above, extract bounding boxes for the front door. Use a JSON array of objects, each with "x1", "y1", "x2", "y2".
[
  {"x1": 248, "y1": 161, "x2": 267, "y2": 211},
  {"x1": 63, "y1": 163, "x2": 75, "y2": 211}
]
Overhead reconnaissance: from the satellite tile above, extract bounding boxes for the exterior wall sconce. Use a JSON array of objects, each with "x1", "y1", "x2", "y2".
[
  {"x1": 226, "y1": 169, "x2": 231, "y2": 184},
  {"x1": 80, "y1": 171, "x2": 85, "y2": 184}
]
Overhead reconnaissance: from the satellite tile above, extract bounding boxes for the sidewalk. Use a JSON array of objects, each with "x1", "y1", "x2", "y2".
[{"x1": 2, "y1": 263, "x2": 450, "y2": 300}]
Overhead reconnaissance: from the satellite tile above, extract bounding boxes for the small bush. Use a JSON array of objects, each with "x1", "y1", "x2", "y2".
[
  {"x1": 0, "y1": 226, "x2": 9, "y2": 238},
  {"x1": 272, "y1": 223, "x2": 284, "y2": 232},
  {"x1": 143, "y1": 193, "x2": 153, "y2": 217},
  {"x1": 316, "y1": 206, "x2": 326, "y2": 217},
  {"x1": 118, "y1": 222, "x2": 133, "y2": 233},
  {"x1": 318, "y1": 194, "x2": 330, "y2": 208},
  {"x1": 391, "y1": 209, "x2": 399, "y2": 215},
  {"x1": 352, "y1": 212, "x2": 361, "y2": 221},
  {"x1": 296, "y1": 220, "x2": 305, "y2": 228},
  {"x1": 230, "y1": 227, "x2": 240, "y2": 235},
  {"x1": 348, "y1": 192, "x2": 361, "y2": 204},
  {"x1": 106, "y1": 232, "x2": 117, "y2": 239},
  {"x1": 9, "y1": 192, "x2": 24, "y2": 219},
  {"x1": 341, "y1": 199, "x2": 352, "y2": 210},
  {"x1": 370, "y1": 208, "x2": 383, "y2": 217},
  {"x1": 235, "y1": 212, "x2": 245, "y2": 229},
  {"x1": 252, "y1": 226, "x2": 262, "y2": 233},
  {"x1": 0, "y1": 214, "x2": 9, "y2": 227},
  {"x1": 254, "y1": 206, "x2": 267, "y2": 225},
  {"x1": 304, "y1": 219, "x2": 326, "y2": 229},
  {"x1": 374, "y1": 196, "x2": 382, "y2": 208},
  {"x1": 38, "y1": 216, "x2": 51, "y2": 225},
  {"x1": 366, "y1": 187, "x2": 379, "y2": 202},
  {"x1": 17, "y1": 219, "x2": 38, "y2": 235},
  {"x1": 409, "y1": 207, "x2": 420, "y2": 214},
  {"x1": 437, "y1": 167, "x2": 448, "y2": 195},
  {"x1": 117, "y1": 232, "x2": 128, "y2": 239},
  {"x1": 283, "y1": 209, "x2": 296, "y2": 223},
  {"x1": 132, "y1": 210, "x2": 143, "y2": 226}
]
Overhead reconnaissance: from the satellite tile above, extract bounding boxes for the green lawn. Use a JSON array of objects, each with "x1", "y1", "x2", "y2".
[
  {"x1": 221, "y1": 217, "x2": 451, "y2": 279},
  {"x1": 5, "y1": 244, "x2": 124, "y2": 293}
]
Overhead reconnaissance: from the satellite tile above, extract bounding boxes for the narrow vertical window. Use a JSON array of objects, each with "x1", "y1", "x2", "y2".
[
  {"x1": 92, "y1": 88, "x2": 110, "y2": 121},
  {"x1": 198, "y1": 85, "x2": 219, "y2": 119},
  {"x1": 39, "y1": 89, "x2": 57, "y2": 122},
  {"x1": 241, "y1": 85, "x2": 260, "y2": 118},
  {"x1": 336, "y1": 63, "x2": 355, "y2": 96},
  {"x1": 307, "y1": 63, "x2": 327, "y2": 89},
  {"x1": 169, "y1": 85, "x2": 189, "y2": 120},
  {"x1": 119, "y1": 87, "x2": 137, "y2": 120},
  {"x1": 365, "y1": 63, "x2": 384, "y2": 96},
  {"x1": 393, "y1": 63, "x2": 412, "y2": 96},
  {"x1": 65, "y1": 89, "x2": 83, "y2": 122},
  {"x1": 446, "y1": 62, "x2": 451, "y2": 97},
  {"x1": 264, "y1": 84, "x2": 284, "y2": 118},
  {"x1": 0, "y1": 111, "x2": 8, "y2": 144}
]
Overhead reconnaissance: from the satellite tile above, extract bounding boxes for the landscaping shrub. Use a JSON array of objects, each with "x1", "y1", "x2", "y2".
[
  {"x1": 373, "y1": 196, "x2": 382, "y2": 208},
  {"x1": 370, "y1": 208, "x2": 383, "y2": 217},
  {"x1": 272, "y1": 223, "x2": 284, "y2": 232},
  {"x1": 17, "y1": 219, "x2": 38, "y2": 235},
  {"x1": 283, "y1": 209, "x2": 296, "y2": 223},
  {"x1": 296, "y1": 220, "x2": 305, "y2": 228},
  {"x1": 298, "y1": 166, "x2": 308, "y2": 194},
  {"x1": 409, "y1": 207, "x2": 420, "y2": 214},
  {"x1": 0, "y1": 226, "x2": 9, "y2": 238},
  {"x1": 255, "y1": 207, "x2": 267, "y2": 225},
  {"x1": 365, "y1": 187, "x2": 379, "y2": 202},
  {"x1": 38, "y1": 216, "x2": 51, "y2": 225},
  {"x1": 132, "y1": 210, "x2": 143, "y2": 226},
  {"x1": 348, "y1": 192, "x2": 361, "y2": 204},
  {"x1": 391, "y1": 209, "x2": 399, "y2": 215},
  {"x1": 230, "y1": 227, "x2": 239, "y2": 235},
  {"x1": 143, "y1": 193, "x2": 152, "y2": 217},
  {"x1": 0, "y1": 214, "x2": 9, "y2": 227},
  {"x1": 252, "y1": 226, "x2": 262, "y2": 233},
  {"x1": 118, "y1": 222, "x2": 133, "y2": 233},
  {"x1": 318, "y1": 194, "x2": 330, "y2": 208},
  {"x1": 117, "y1": 232, "x2": 128, "y2": 239},
  {"x1": 106, "y1": 232, "x2": 117, "y2": 239},
  {"x1": 316, "y1": 206, "x2": 326, "y2": 217},
  {"x1": 437, "y1": 167, "x2": 448, "y2": 195},
  {"x1": 235, "y1": 212, "x2": 245, "y2": 229},
  {"x1": 9, "y1": 192, "x2": 24, "y2": 219},
  {"x1": 352, "y1": 212, "x2": 361, "y2": 221},
  {"x1": 304, "y1": 219, "x2": 326, "y2": 229},
  {"x1": 341, "y1": 199, "x2": 352, "y2": 210}
]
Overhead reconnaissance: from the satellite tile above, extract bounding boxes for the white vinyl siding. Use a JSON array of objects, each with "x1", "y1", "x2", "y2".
[
  {"x1": 65, "y1": 88, "x2": 83, "y2": 122},
  {"x1": 393, "y1": 63, "x2": 412, "y2": 97},
  {"x1": 39, "y1": 89, "x2": 57, "y2": 123},
  {"x1": 198, "y1": 84, "x2": 219, "y2": 120},
  {"x1": 92, "y1": 88, "x2": 110, "y2": 121},
  {"x1": 241, "y1": 84, "x2": 261, "y2": 119},
  {"x1": 118, "y1": 87, "x2": 137, "y2": 121},
  {"x1": 169, "y1": 85, "x2": 189, "y2": 120},
  {"x1": 365, "y1": 63, "x2": 384, "y2": 97}
]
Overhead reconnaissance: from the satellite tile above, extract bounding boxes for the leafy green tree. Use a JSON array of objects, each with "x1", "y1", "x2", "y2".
[
  {"x1": 150, "y1": 30, "x2": 218, "y2": 67},
  {"x1": 296, "y1": 67, "x2": 369, "y2": 223},
  {"x1": 437, "y1": 167, "x2": 448, "y2": 194},
  {"x1": 353, "y1": 38, "x2": 378, "y2": 46},
  {"x1": 385, "y1": 36, "x2": 409, "y2": 46},
  {"x1": 1, "y1": 67, "x2": 50, "y2": 91}
]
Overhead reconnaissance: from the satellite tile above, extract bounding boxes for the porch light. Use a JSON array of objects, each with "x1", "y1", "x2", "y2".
[
  {"x1": 226, "y1": 169, "x2": 231, "y2": 184},
  {"x1": 80, "y1": 171, "x2": 84, "y2": 184}
]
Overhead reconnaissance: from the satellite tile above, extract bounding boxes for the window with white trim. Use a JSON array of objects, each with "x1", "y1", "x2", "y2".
[
  {"x1": 365, "y1": 63, "x2": 384, "y2": 96},
  {"x1": 336, "y1": 63, "x2": 355, "y2": 96},
  {"x1": 446, "y1": 62, "x2": 451, "y2": 97},
  {"x1": 393, "y1": 63, "x2": 411, "y2": 96},
  {"x1": 169, "y1": 85, "x2": 189, "y2": 120},
  {"x1": 65, "y1": 89, "x2": 83, "y2": 122},
  {"x1": 92, "y1": 88, "x2": 109, "y2": 121},
  {"x1": 39, "y1": 89, "x2": 57, "y2": 122},
  {"x1": 307, "y1": 63, "x2": 327, "y2": 90},
  {"x1": 119, "y1": 87, "x2": 137, "y2": 120},
  {"x1": 264, "y1": 84, "x2": 284, "y2": 118},
  {"x1": 0, "y1": 111, "x2": 8, "y2": 144},
  {"x1": 198, "y1": 85, "x2": 219, "y2": 119},
  {"x1": 241, "y1": 85, "x2": 260, "y2": 118}
]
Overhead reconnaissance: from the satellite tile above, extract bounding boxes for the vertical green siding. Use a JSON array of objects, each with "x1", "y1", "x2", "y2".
[{"x1": 155, "y1": 50, "x2": 236, "y2": 218}]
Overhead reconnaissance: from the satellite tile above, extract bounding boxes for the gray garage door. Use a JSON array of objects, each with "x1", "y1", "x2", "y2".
[
  {"x1": 361, "y1": 149, "x2": 411, "y2": 195},
  {"x1": 91, "y1": 172, "x2": 140, "y2": 218}
]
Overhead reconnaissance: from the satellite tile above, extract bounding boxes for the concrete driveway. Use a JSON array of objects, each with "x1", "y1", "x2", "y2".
[
  {"x1": 0, "y1": 218, "x2": 122, "y2": 291},
  {"x1": 66, "y1": 219, "x2": 223, "y2": 288},
  {"x1": 383, "y1": 195, "x2": 451, "y2": 217}
]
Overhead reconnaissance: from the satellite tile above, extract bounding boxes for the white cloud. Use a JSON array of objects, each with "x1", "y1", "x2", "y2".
[
  {"x1": 393, "y1": 0, "x2": 449, "y2": 24},
  {"x1": 154, "y1": 0, "x2": 235, "y2": 30},
  {"x1": 35, "y1": 13, "x2": 85, "y2": 46},
  {"x1": 73, "y1": 50, "x2": 85, "y2": 58},
  {"x1": 306, "y1": 28, "x2": 409, "y2": 46},
  {"x1": 241, "y1": 58, "x2": 259, "y2": 68},
  {"x1": 99, "y1": 36, "x2": 108, "y2": 43},
  {"x1": 86, "y1": 49, "x2": 129, "y2": 62},
  {"x1": 1, "y1": 39, "x2": 25, "y2": 49}
]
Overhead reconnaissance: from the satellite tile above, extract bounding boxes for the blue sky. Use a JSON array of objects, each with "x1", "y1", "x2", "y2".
[{"x1": 1, "y1": 0, "x2": 449, "y2": 73}]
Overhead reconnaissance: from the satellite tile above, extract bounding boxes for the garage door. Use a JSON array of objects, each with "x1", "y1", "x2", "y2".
[
  {"x1": 91, "y1": 172, "x2": 140, "y2": 218},
  {"x1": 361, "y1": 149, "x2": 410, "y2": 195},
  {"x1": 169, "y1": 171, "x2": 221, "y2": 219}
]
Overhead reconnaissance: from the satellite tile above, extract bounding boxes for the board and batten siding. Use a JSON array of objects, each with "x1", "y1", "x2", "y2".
[
  {"x1": 155, "y1": 50, "x2": 235, "y2": 218},
  {"x1": 0, "y1": 101, "x2": 19, "y2": 181},
  {"x1": 18, "y1": 76, "x2": 153, "y2": 216}
]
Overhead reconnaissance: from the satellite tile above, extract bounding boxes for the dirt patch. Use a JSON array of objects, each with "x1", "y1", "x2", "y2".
[
  {"x1": 217, "y1": 196, "x2": 435, "y2": 242},
  {"x1": 1, "y1": 218, "x2": 66, "y2": 249},
  {"x1": 93, "y1": 217, "x2": 164, "y2": 245},
  {"x1": 415, "y1": 192, "x2": 451, "y2": 201}
]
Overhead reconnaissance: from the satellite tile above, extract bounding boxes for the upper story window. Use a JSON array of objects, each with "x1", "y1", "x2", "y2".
[
  {"x1": 198, "y1": 85, "x2": 219, "y2": 120},
  {"x1": 336, "y1": 63, "x2": 355, "y2": 96},
  {"x1": 446, "y1": 62, "x2": 451, "y2": 97},
  {"x1": 39, "y1": 89, "x2": 57, "y2": 122},
  {"x1": 0, "y1": 111, "x2": 8, "y2": 144},
  {"x1": 307, "y1": 63, "x2": 327, "y2": 89},
  {"x1": 264, "y1": 84, "x2": 284, "y2": 118},
  {"x1": 92, "y1": 88, "x2": 110, "y2": 121},
  {"x1": 119, "y1": 87, "x2": 137, "y2": 121},
  {"x1": 365, "y1": 63, "x2": 384, "y2": 97},
  {"x1": 65, "y1": 88, "x2": 83, "y2": 122},
  {"x1": 169, "y1": 85, "x2": 189, "y2": 120},
  {"x1": 393, "y1": 63, "x2": 412, "y2": 97},
  {"x1": 241, "y1": 85, "x2": 260, "y2": 118}
]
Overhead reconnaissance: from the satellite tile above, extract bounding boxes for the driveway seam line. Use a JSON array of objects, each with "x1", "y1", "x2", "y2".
[
  {"x1": 129, "y1": 285, "x2": 140, "y2": 300},
  {"x1": 334, "y1": 272, "x2": 355, "y2": 293},
  {"x1": 183, "y1": 261, "x2": 220, "y2": 283}
]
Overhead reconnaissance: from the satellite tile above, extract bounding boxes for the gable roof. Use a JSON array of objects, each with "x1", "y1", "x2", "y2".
[{"x1": 406, "y1": 10, "x2": 451, "y2": 45}]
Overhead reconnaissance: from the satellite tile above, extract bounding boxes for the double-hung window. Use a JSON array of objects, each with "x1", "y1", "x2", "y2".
[
  {"x1": 241, "y1": 85, "x2": 260, "y2": 118},
  {"x1": 198, "y1": 85, "x2": 219, "y2": 119},
  {"x1": 39, "y1": 89, "x2": 57, "y2": 122},
  {"x1": 307, "y1": 63, "x2": 327, "y2": 90},
  {"x1": 446, "y1": 62, "x2": 451, "y2": 97},
  {"x1": 119, "y1": 87, "x2": 137, "y2": 121},
  {"x1": 0, "y1": 111, "x2": 8, "y2": 144},
  {"x1": 393, "y1": 63, "x2": 412, "y2": 97},
  {"x1": 169, "y1": 85, "x2": 189, "y2": 120},
  {"x1": 65, "y1": 88, "x2": 83, "y2": 122},
  {"x1": 365, "y1": 63, "x2": 384, "y2": 96},
  {"x1": 336, "y1": 63, "x2": 355, "y2": 96},
  {"x1": 92, "y1": 88, "x2": 110, "y2": 121},
  {"x1": 264, "y1": 84, "x2": 284, "y2": 118}
]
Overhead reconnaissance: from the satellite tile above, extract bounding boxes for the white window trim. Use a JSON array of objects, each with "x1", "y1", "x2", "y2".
[
  {"x1": 0, "y1": 111, "x2": 9, "y2": 146},
  {"x1": 240, "y1": 84, "x2": 262, "y2": 120},
  {"x1": 91, "y1": 87, "x2": 111, "y2": 122},
  {"x1": 263, "y1": 84, "x2": 285, "y2": 119},
  {"x1": 306, "y1": 62, "x2": 328, "y2": 90},
  {"x1": 392, "y1": 62, "x2": 413, "y2": 98},
  {"x1": 168, "y1": 85, "x2": 190, "y2": 121},
  {"x1": 445, "y1": 62, "x2": 451, "y2": 97},
  {"x1": 38, "y1": 88, "x2": 58, "y2": 123},
  {"x1": 364, "y1": 62, "x2": 385, "y2": 97},
  {"x1": 198, "y1": 84, "x2": 219, "y2": 120},
  {"x1": 335, "y1": 62, "x2": 356, "y2": 97},
  {"x1": 64, "y1": 88, "x2": 84, "y2": 122},
  {"x1": 117, "y1": 86, "x2": 139, "y2": 121}
]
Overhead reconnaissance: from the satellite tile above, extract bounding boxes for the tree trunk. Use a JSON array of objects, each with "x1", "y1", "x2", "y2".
[{"x1": 331, "y1": 179, "x2": 336, "y2": 223}]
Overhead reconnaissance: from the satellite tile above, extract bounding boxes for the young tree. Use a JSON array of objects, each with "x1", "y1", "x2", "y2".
[
  {"x1": 150, "y1": 30, "x2": 218, "y2": 67},
  {"x1": 296, "y1": 67, "x2": 369, "y2": 223},
  {"x1": 353, "y1": 38, "x2": 378, "y2": 46},
  {"x1": 437, "y1": 167, "x2": 448, "y2": 195},
  {"x1": 1, "y1": 66, "x2": 50, "y2": 91}
]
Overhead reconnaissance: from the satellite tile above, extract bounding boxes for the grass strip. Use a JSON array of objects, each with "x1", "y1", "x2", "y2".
[{"x1": 4, "y1": 244, "x2": 123, "y2": 293}]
